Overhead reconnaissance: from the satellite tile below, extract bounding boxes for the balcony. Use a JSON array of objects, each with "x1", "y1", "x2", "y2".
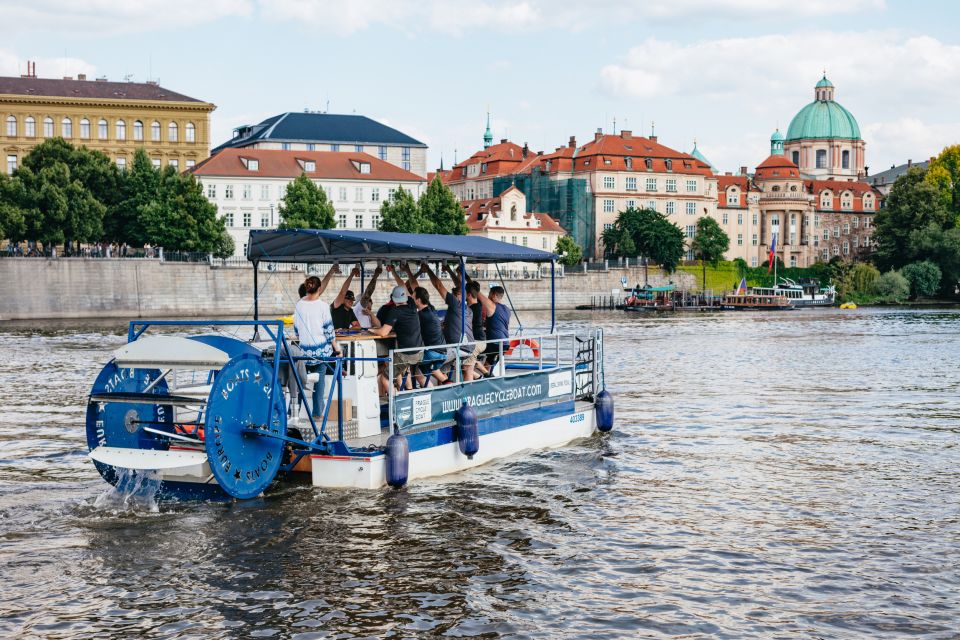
[{"x1": 759, "y1": 191, "x2": 814, "y2": 203}]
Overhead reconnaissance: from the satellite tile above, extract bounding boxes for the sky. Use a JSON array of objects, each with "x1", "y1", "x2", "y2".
[{"x1": 3, "y1": 0, "x2": 960, "y2": 175}]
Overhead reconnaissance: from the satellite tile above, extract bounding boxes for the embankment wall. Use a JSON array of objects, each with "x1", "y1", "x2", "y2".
[{"x1": 0, "y1": 259, "x2": 694, "y2": 320}]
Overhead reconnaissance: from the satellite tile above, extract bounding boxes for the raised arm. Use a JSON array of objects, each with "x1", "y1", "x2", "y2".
[
  {"x1": 403, "y1": 262, "x2": 422, "y2": 291},
  {"x1": 362, "y1": 264, "x2": 383, "y2": 301},
  {"x1": 475, "y1": 283, "x2": 497, "y2": 316},
  {"x1": 387, "y1": 264, "x2": 409, "y2": 292},
  {"x1": 423, "y1": 263, "x2": 448, "y2": 299},
  {"x1": 318, "y1": 262, "x2": 340, "y2": 295},
  {"x1": 333, "y1": 267, "x2": 359, "y2": 307}
]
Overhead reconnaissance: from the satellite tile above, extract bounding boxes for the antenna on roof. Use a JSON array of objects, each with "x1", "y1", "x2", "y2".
[
  {"x1": 651, "y1": 120, "x2": 656, "y2": 137},
  {"x1": 612, "y1": 115, "x2": 616, "y2": 135},
  {"x1": 326, "y1": 100, "x2": 330, "y2": 113}
]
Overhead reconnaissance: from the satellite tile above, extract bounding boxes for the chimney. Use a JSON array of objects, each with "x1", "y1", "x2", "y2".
[
  {"x1": 650, "y1": 135, "x2": 657, "y2": 143},
  {"x1": 501, "y1": 138, "x2": 507, "y2": 144},
  {"x1": 21, "y1": 61, "x2": 36, "y2": 78},
  {"x1": 63, "y1": 76, "x2": 72, "y2": 81},
  {"x1": 537, "y1": 150, "x2": 543, "y2": 156},
  {"x1": 594, "y1": 127, "x2": 603, "y2": 142},
  {"x1": 522, "y1": 142, "x2": 529, "y2": 158},
  {"x1": 725, "y1": 172, "x2": 732, "y2": 176},
  {"x1": 740, "y1": 166, "x2": 748, "y2": 176},
  {"x1": 907, "y1": 159, "x2": 912, "y2": 168},
  {"x1": 77, "y1": 73, "x2": 86, "y2": 81},
  {"x1": 568, "y1": 135, "x2": 576, "y2": 148},
  {"x1": 621, "y1": 130, "x2": 632, "y2": 139}
]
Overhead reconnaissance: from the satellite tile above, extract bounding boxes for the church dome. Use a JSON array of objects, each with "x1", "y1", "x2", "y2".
[{"x1": 786, "y1": 75, "x2": 861, "y2": 141}]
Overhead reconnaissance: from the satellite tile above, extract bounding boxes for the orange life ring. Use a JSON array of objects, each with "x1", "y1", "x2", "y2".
[
  {"x1": 175, "y1": 423, "x2": 205, "y2": 441},
  {"x1": 505, "y1": 338, "x2": 541, "y2": 358}
]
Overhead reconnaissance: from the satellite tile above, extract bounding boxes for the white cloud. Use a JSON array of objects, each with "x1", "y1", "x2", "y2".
[
  {"x1": 0, "y1": 0, "x2": 252, "y2": 34},
  {"x1": 0, "y1": 49, "x2": 96, "y2": 79},
  {"x1": 863, "y1": 118, "x2": 960, "y2": 171}
]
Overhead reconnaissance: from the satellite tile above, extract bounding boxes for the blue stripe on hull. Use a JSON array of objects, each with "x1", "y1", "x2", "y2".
[{"x1": 404, "y1": 400, "x2": 578, "y2": 454}]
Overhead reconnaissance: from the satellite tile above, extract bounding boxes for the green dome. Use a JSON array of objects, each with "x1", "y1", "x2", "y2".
[
  {"x1": 786, "y1": 99, "x2": 861, "y2": 141},
  {"x1": 689, "y1": 142, "x2": 716, "y2": 172},
  {"x1": 770, "y1": 129, "x2": 784, "y2": 142},
  {"x1": 815, "y1": 75, "x2": 834, "y2": 89}
]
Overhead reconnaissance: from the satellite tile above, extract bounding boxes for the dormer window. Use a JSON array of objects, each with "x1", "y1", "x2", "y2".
[
  {"x1": 510, "y1": 203, "x2": 518, "y2": 222},
  {"x1": 241, "y1": 158, "x2": 259, "y2": 171},
  {"x1": 644, "y1": 158, "x2": 653, "y2": 170},
  {"x1": 351, "y1": 160, "x2": 371, "y2": 174},
  {"x1": 665, "y1": 159, "x2": 673, "y2": 171},
  {"x1": 481, "y1": 163, "x2": 488, "y2": 174},
  {"x1": 303, "y1": 160, "x2": 316, "y2": 172},
  {"x1": 625, "y1": 157, "x2": 633, "y2": 170},
  {"x1": 604, "y1": 158, "x2": 612, "y2": 165}
]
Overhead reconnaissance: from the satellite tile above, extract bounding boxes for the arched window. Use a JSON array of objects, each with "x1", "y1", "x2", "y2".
[
  {"x1": 5, "y1": 115, "x2": 16, "y2": 137},
  {"x1": 625, "y1": 156, "x2": 632, "y2": 170},
  {"x1": 510, "y1": 203, "x2": 518, "y2": 221},
  {"x1": 43, "y1": 117, "x2": 54, "y2": 137},
  {"x1": 792, "y1": 150, "x2": 800, "y2": 166},
  {"x1": 816, "y1": 149, "x2": 827, "y2": 169},
  {"x1": 820, "y1": 191, "x2": 832, "y2": 209},
  {"x1": 133, "y1": 120, "x2": 144, "y2": 141},
  {"x1": 842, "y1": 149, "x2": 850, "y2": 169},
  {"x1": 771, "y1": 214, "x2": 780, "y2": 227},
  {"x1": 185, "y1": 122, "x2": 195, "y2": 143},
  {"x1": 79, "y1": 118, "x2": 90, "y2": 139},
  {"x1": 98, "y1": 119, "x2": 108, "y2": 139},
  {"x1": 168, "y1": 122, "x2": 178, "y2": 141},
  {"x1": 151, "y1": 121, "x2": 161, "y2": 141},
  {"x1": 61, "y1": 117, "x2": 72, "y2": 138},
  {"x1": 24, "y1": 116, "x2": 35, "y2": 137},
  {"x1": 116, "y1": 119, "x2": 126, "y2": 141},
  {"x1": 863, "y1": 194, "x2": 874, "y2": 210}
]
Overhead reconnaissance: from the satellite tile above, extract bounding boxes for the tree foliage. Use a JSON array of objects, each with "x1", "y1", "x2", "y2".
[
  {"x1": 901, "y1": 260, "x2": 942, "y2": 298},
  {"x1": 602, "y1": 206, "x2": 685, "y2": 273},
  {"x1": 691, "y1": 216, "x2": 730, "y2": 289},
  {"x1": 105, "y1": 148, "x2": 158, "y2": 244},
  {"x1": 872, "y1": 270, "x2": 910, "y2": 303},
  {"x1": 555, "y1": 235, "x2": 582, "y2": 266},
  {"x1": 278, "y1": 174, "x2": 336, "y2": 230},
  {"x1": 925, "y1": 144, "x2": 960, "y2": 216},
  {"x1": 419, "y1": 176, "x2": 466, "y2": 235},
  {"x1": 0, "y1": 173, "x2": 27, "y2": 241},
  {"x1": 837, "y1": 262, "x2": 880, "y2": 302},
  {"x1": 873, "y1": 167, "x2": 951, "y2": 271},
  {"x1": 378, "y1": 186, "x2": 432, "y2": 233}
]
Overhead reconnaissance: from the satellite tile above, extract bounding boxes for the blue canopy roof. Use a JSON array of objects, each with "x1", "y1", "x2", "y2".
[{"x1": 247, "y1": 229, "x2": 558, "y2": 264}]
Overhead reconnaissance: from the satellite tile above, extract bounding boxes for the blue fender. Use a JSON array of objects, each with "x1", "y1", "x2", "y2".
[
  {"x1": 595, "y1": 389, "x2": 614, "y2": 432},
  {"x1": 385, "y1": 431, "x2": 409, "y2": 488},
  {"x1": 455, "y1": 402, "x2": 479, "y2": 459}
]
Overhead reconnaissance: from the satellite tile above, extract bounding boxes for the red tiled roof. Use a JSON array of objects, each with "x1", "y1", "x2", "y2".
[
  {"x1": 756, "y1": 154, "x2": 798, "y2": 170},
  {"x1": 448, "y1": 140, "x2": 542, "y2": 182},
  {"x1": 191, "y1": 148, "x2": 424, "y2": 182},
  {"x1": 807, "y1": 179, "x2": 879, "y2": 196},
  {"x1": 717, "y1": 175, "x2": 750, "y2": 190},
  {"x1": 755, "y1": 154, "x2": 801, "y2": 179},
  {"x1": 461, "y1": 196, "x2": 565, "y2": 233},
  {"x1": 0, "y1": 75, "x2": 209, "y2": 104},
  {"x1": 572, "y1": 133, "x2": 714, "y2": 176}
]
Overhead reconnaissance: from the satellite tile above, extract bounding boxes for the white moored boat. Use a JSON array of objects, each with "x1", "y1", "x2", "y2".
[{"x1": 85, "y1": 230, "x2": 614, "y2": 500}]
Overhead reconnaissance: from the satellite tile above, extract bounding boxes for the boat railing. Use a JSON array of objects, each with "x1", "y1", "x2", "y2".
[{"x1": 388, "y1": 330, "x2": 602, "y2": 432}]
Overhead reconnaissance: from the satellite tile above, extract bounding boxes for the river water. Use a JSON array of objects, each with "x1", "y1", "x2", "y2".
[{"x1": 0, "y1": 309, "x2": 958, "y2": 639}]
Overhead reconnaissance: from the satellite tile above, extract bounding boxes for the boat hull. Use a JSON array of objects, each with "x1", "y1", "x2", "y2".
[{"x1": 310, "y1": 401, "x2": 596, "y2": 489}]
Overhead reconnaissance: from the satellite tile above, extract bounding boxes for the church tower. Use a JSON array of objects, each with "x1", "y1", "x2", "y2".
[
  {"x1": 770, "y1": 129, "x2": 784, "y2": 156},
  {"x1": 483, "y1": 111, "x2": 493, "y2": 149}
]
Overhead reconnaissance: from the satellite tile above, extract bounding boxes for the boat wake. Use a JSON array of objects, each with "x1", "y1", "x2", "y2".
[{"x1": 91, "y1": 468, "x2": 162, "y2": 513}]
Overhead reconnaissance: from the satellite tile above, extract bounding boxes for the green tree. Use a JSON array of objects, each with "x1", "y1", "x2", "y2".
[
  {"x1": 139, "y1": 166, "x2": 234, "y2": 256},
  {"x1": 906, "y1": 223, "x2": 960, "y2": 296},
  {"x1": 690, "y1": 216, "x2": 730, "y2": 290},
  {"x1": 901, "y1": 260, "x2": 942, "y2": 298},
  {"x1": 105, "y1": 148, "x2": 159, "y2": 244},
  {"x1": 555, "y1": 235, "x2": 582, "y2": 266},
  {"x1": 837, "y1": 262, "x2": 880, "y2": 302},
  {"x1": 0, "y1": 173, "x2": 27, "y2": 242},
  {"x1": 278, "y1": 174, "x2": 336, "y2": 230},
  {"x1": 419, "y1": 176, "x2": 466, "y2": 235},
  {"x1": 872, "y1": 270, "x2": 910, "y2": 303},
  {"x1": 925, "y1": 144, "x2": 960, "y2": 216},
  {"x1": 873, "y1": 167, "x2": 951, "y2": 270},
  {"x1": 378, "y1": 187, "x2": 431, "y2": 233},
  {"x1": 602, "y1": 206, "x2": 685, "y2": 274}
]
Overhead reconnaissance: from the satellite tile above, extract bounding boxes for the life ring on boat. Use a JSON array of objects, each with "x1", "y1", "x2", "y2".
[
  {"x1": 175, "y1": 423, "x2": 205, "y2": 441},
  {"x1": 504, "y1": 338, "x2": 541, "y2": 358}
]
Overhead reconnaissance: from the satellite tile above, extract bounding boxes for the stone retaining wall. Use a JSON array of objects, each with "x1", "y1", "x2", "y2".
[{"x1": 0, "y1": 259, "x2": 694, "y2": 320}]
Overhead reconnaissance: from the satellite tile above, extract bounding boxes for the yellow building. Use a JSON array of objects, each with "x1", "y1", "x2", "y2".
[{"x1": 2, "y1": 67, "x2": 215, "y2": 175}]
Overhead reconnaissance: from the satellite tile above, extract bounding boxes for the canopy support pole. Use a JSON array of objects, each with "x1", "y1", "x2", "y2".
[
  {"x1": 550, "y1": 259, "x2": 556, "y2": 334},
  {"x1": 459, "y1": 257, "x2": 466, "y2": 342},
  {"x1": 495, "y1": 263, "x2": 522, "y2": 335},
  {"x1": 359, "y1": 262, "x2": 366, "y2": 294},
  {"x1": 253, "y1": 261, "x2": 260, "y2": 341}
]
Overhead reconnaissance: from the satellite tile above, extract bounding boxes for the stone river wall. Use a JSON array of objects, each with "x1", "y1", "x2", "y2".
[{"x1": 0, "y1": 259, "x2": 695, "y2": 320}]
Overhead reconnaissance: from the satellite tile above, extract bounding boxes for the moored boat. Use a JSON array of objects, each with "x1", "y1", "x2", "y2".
[
  {"x1": 752, "y1": 278, "x2": 836, "y2": 307},
  {"x1": 85, "y1": 230, "x2": 614, "y2": 500},
  {"x1": 720, "y1": 292, "x2": 794, "y2": 310}
]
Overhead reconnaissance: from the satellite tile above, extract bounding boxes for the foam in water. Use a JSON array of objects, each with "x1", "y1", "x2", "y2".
[{"x1": 92, "y1": 468, "x2": 162, "y2": 512}]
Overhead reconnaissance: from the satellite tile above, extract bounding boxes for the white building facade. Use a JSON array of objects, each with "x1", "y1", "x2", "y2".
[{"x1": 192, "y1": 149, "x2": 426, "y2": 256}]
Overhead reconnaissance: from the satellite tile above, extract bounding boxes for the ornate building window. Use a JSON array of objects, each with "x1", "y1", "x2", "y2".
[
  {"x1": 152, "y1": 121, "x2": 161, "y2": 141},
  {"x1": 816, "y1": 149, "x2": 827, "y2": 169},
  {"x1": 726, "y1": 189, "x2": 738, "y2": 206},
  {"x1": 24, "y1": 116, "x2": 35, "y2": 137},
  {"x1": 6, "y1": 115, "x2": 16, "y2": 137},
  {"x1": 134, "y1": 120, "x2": 144, "y2": 141},
  {"x1": 820, "y1": 191, "x2": 832, "y2": 209},
  {"x1": 185, "y1": 122, "x2": 195, "y2": 143},
  {"x1": 61, "y1": 117, "x2": 72, "y2": 138},
  {"x1": 842, "y1": 150, "x2": 850, "y2": 169},
  {"x1": 771, "y1": 214, "x2": 780, "y2": 228},
  {"x1": 863, "y1": 194, "x2": 874, "y2": 210},
  {"x1": 116, "y1": 119, "x2": 126, "y2": 141},
  {"x1": 79, "y1": 118, "x2": 90, "y2": 139},
  {"x1": 98, "y1": 119, "x2": 107, "y2": 139},
  {"x1": 792, "y1": 150, "x2": 800, "y2": 165},
  {"x1": 168, "y1": 122, "x2": 178, "y2": 142},
  {"x1": 44, "y1": 117, "x2": 54, "y2": 137}
]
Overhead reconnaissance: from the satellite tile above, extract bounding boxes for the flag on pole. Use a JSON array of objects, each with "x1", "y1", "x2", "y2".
[
  {"x1": 767, "y1": 234, "x2": 777, "y2": 274},
  {"x1": 736, "y1": 277, "x2": 747, "y2": 294}
]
